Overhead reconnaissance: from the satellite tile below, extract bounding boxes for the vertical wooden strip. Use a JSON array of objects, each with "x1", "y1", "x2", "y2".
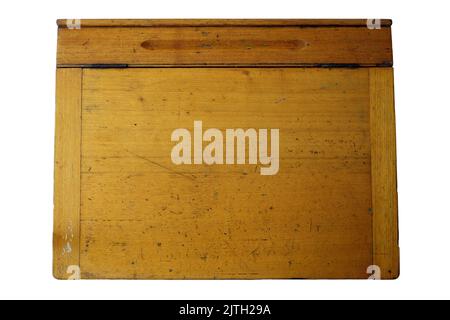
[
  {"x1": 370, "y1": 68, "x2": 400, "y2": 279},
  {"x1": 53, "y1": 68, "x2": 82, "y2": 279}
]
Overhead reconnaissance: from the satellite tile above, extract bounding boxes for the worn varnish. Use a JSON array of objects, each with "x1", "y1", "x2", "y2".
[
  {"x1": 370, "y1": 68, "x2": 399, "y2": 279},
  {"x1": 54, "y1": 68, "x2": 82, "y2": 279},
  {"x1": 57, "y1": 27, "x2": 392, "y2": 67},
  {"x1": 54, "y1": 19, "x2": 399, "y2": 279}
]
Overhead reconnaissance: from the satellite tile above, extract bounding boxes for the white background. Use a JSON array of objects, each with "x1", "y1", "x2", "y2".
[{"x1": 0, "y1": 0, "x2": 449, "y2": 300}]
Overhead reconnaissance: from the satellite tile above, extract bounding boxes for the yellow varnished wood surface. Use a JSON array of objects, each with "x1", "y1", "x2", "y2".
[
  {"x1": 57, "y1": 26, "x2": 392, "y2": 67},
  {"x1": 53, "y1": 69, "x2": 82, "y2": 279},
  {"x1": 370, "y1": 68, "x2": 399, "y2": 279},
  {"x1": 78, "y1": 68, "x2": 373, "y2": 279},
  {"x1": 53, "y1": 20, "x2": 399, "y2": 280}
]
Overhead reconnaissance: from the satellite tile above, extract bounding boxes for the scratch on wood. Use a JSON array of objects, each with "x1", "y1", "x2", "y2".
[{"x1": 125, "y1": 150, "x2": 197, "y2": 181}]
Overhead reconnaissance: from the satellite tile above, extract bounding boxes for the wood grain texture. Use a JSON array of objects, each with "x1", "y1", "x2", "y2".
[
  {"x1": 57, "y1": 19, "x2": 392, "y2": 28},
  {"x1": 53, "y1": 20, "x2": 399, "y2": 280},
  {"x1": 79, "y1": 68, "x2": 373, "y2": 279},
  {"x1": 370, "y1": 68, "x2": 399, "y2": 279},
  {"x1": 57, "y1": 26, "x2": 392, "y2": 67},
  {"x1": 53, "y1": 68, "x2": 82, "y2": 279}
]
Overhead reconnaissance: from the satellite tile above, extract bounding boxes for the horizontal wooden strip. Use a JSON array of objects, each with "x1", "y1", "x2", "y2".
[
  {"x1": 57, "y1": 19, "x2": 393, "y2": 28},
  {"x1": 57, "y1": 27, "x2": 392, "y2": 66}
]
